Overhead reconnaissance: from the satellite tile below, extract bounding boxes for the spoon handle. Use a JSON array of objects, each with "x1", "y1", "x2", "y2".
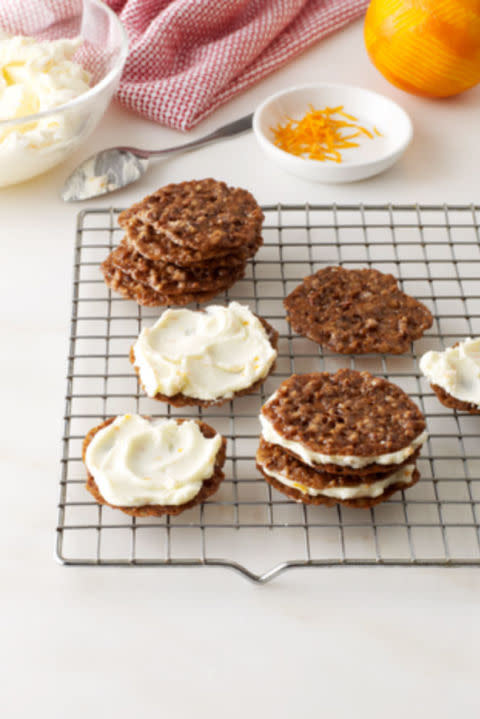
[{"x1": 116, "y1": 113, "x2": 254, "y2": 160}]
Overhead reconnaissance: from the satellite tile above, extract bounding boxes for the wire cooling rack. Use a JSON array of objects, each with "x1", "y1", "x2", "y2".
[{"x1": 56, "y1": 203, "x2": 480, "y2": 582}]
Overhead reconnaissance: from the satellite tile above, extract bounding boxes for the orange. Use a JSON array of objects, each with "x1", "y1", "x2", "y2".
[{"x1": 364, "y1": 0, "x2": 480, "y2": 97}]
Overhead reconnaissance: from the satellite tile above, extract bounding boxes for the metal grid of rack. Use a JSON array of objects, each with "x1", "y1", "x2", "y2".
[{"x1": 56, "y1": 203, "x2": 480, "y2": 582}]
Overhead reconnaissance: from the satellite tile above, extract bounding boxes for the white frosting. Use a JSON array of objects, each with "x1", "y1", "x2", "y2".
[
  {"x1": 85, "y1": 415, "x2": 222, "y2": 507},
  {"x1": 81, "y1": 172, "x2": 113, "y2": 198},
  {"x1": 420, "y1": 337, "x2": 480, "y2": 407},
  {"x1": 62, "y1": 153, "x2": 148, "y2": 201},
  {"x1": 133, "y1": 303, "x2": 278, "y2": 401},
  {"x1": 261, "y1": 463, "x2": 415, "y2": 500},
  {"x1": 0, "y1": 34, "x2": 91, "y2": 185},
  {"x1": 260, "y1": 410, "x2": 427, "y2": 469}
]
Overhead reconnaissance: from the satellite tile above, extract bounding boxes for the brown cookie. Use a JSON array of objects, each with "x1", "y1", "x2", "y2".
[
  {"x1": 261, "y1": 370, "x2": 426, "y2": 476},
  {"x1": 101, "y1": 255, "x2": 241, "y2": 307},
  {"x1": 130, "y1": 315, "x2": 279, "y2": 407},
  {"x1": 110, "y1": 239, "x2": 245, "y2": 295},
  {"x1": 256, "y1": 437, "x2": 416, "y2": 487},
  {"x1": 431, "y1": 383, "x2": 480, "y2": 415},
  {"x1": 258, "y1": 461, "x2": 420, "y2": 509},
  {"x1": 118, "y1": 178, "x2": 263, "y2": 253},
  {"x1": 126, "y1": 218, "x2": 262, "y2": 266},
  {"x1": 284, "y1": 266, "x2": 433, "y2": 354},
  {"x1": 83, "y1": 417, "x2": 227, "y2": 517}
]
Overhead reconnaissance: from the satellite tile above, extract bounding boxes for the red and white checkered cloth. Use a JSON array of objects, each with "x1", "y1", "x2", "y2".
[{"x1": 105, "y1": 0, "x2": 368, "y2": 131}]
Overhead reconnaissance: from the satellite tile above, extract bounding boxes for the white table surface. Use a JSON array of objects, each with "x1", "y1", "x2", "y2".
[{"x1": 2, "y1": 17, "x2": 479, "y2": 718}]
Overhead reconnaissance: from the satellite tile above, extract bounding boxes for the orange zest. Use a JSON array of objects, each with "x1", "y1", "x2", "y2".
[{"x1": 270, "y1": 105, "x2": 379, "y2": 163}]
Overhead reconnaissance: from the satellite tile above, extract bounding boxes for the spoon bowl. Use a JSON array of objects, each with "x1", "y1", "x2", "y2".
[
  {"x1": 62, "y1": 113, "x2": 253, "y2": 202},
  {"x1": 62, "y1": 150, "x2": 149, "y2": 201}
]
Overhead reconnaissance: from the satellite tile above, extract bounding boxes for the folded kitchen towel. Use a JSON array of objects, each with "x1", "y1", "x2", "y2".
[{"x1": 105, "y1": 0, "x2": 369, "y2": 130}]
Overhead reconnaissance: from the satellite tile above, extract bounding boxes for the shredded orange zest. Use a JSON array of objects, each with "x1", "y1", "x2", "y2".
[{"x1": 270, "y1": 105, "x2": 379, "y2": 163}]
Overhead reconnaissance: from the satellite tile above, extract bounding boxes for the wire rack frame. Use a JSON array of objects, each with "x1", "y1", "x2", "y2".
[{"x1": 56, "y1": 203, "x2": 480, "y2": 583}]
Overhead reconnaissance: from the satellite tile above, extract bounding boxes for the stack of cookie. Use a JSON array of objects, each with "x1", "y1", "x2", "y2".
[
  {"x1": 101, "y1": 178, "x2": 264, "y2": 306},
  {"x1": 256, "y1": 369, "x2": 428, "y2": 508}
]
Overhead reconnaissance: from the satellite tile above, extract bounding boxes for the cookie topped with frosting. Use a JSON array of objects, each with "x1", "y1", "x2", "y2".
[
  {"x1": 420, "y1": 337, "x2": 480, "y2": 414},
  {"x1": 131, "y1": 302, "x2": 278, "y2": 407},
  {"x1": 284, "y1": 266, "x2": 433, "y2": 354},
  {"x1": 83, "y1": 415, "x2": 226, "y2": 517}
]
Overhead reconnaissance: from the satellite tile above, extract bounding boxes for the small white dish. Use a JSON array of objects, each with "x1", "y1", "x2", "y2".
[{"x1": 253, "y1": 84, "x2": 413, "y2": 183}]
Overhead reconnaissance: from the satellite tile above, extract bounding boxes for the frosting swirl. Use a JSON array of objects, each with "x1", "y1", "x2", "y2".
[
  {"x1": 85, "y1": 415, "x2": 222, "y2": 507},
  {"x1": 133, "y1": 302, "x2": 277, "y2": 400}
]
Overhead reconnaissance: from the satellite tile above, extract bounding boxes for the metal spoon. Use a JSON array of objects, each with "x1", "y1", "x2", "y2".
[{"x1": 61, "y1": 113, "x2": 253, "y2": 202}]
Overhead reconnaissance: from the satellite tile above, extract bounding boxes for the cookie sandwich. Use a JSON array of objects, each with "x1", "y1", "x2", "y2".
[
  {"x1": 101, "y1": 178, "x2": 263, "y2": 306},
  {"x1": 284, "y1": 266, "x2": 433, "y2": 354},
  {"x1": 83, "y1": 414, "x2": 226, "y2": 517},
  {"x1": 256, "y1": 369, "x2": 428, "y2": 508},
  {"x1": 131, "y1": 302, "x2": 278, "y2": 407},
  {"x1": 420, "y1": 337, "x2": 480, "y2": 414}
]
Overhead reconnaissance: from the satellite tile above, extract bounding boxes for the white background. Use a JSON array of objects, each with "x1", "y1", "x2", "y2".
[{"x1": 1, "y1": 17, "x2": 479, "y2": 718}]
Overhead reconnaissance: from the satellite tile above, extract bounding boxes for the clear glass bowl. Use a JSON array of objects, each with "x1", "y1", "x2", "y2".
[{"x1": 0, "y1": 0, "x2": 128, "y2": 187}]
